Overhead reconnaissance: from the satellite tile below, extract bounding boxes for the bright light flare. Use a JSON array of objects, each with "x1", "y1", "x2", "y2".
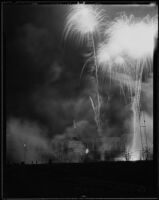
[
  {"x1": 130, "y1": 152, "x2": 141, "y2": 161},
  {"x1": 64, "y1": 4, "x2": 105, "y2": 43},
  {"x1": 98, "y1": 14, "x2": 158, "y2": 67},
  {"x1": 85, "y1": 148, "x2": 89, "y2": 154}
]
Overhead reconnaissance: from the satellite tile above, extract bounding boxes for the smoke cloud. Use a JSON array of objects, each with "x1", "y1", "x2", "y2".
[{"x1": 6, "y1": 118, "x2": 52, "y2": 163}]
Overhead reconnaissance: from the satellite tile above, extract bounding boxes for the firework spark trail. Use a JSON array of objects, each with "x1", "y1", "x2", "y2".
[
  {"x1": 90, "y1": 33, "x2": 102, "y2": 134},
  {"x1": 97, "y1": 14, "x2": 157, "y2": 160},
  {"x1": 65, "y1": 4, "x2": 106, "y2": 135},
  {"x1": 130, "y1": 59, "x2": 153, "y2": 160}
]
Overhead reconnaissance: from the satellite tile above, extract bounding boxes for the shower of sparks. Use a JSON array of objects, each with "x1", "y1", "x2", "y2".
[
  {"x1": 97, "y1": 14, "x2": 157, "y2": 160},
  {"x1": 64, "y1": 4, "x2": 105, "y2": 44}
]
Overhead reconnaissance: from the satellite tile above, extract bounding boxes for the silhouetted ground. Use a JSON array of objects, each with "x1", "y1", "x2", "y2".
[{"x1": 4, "y1": 161, "x2": 157, "y2": 198}]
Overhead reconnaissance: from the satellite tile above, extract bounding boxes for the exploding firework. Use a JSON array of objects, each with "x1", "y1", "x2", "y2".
[
  {"x1": 105, "y1": 14, "x2": 157, "y2": 60},
  {"x1": 97, "y1": 14, "x2": 157, "y2": 73},
  {"x1": 97, "y1": 14, "x2": 157, "y2": 160},
  {"x1": 64, "y1": 4, "x2": 105, "y2": 44}
]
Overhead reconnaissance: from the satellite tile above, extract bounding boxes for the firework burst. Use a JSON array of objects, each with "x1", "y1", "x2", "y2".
[
  {"x1": 64, "y1": 4, "x2": 105, "y2": 44},
  {"x1": 97, "y1": 14, "x2": 157, "y2": 92},
  {"x1": 97, "y1": 14, "x2": 157, "y2": 70},
  {"x1": 104, "y1": 14, "x2": 157, "y2": 60}
]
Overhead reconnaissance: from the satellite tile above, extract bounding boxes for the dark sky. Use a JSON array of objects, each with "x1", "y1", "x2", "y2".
[
  {"x1": 5, "y1": 5, "x2": 84, "y2": 126},
  {"x1": 4, "y1": 3, "x2": 157, "y2": 162}
]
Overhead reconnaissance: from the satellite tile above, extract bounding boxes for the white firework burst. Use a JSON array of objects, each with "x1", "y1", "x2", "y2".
[{"x1": 64, "y1": 4, "x2": 105, "y2": 44}]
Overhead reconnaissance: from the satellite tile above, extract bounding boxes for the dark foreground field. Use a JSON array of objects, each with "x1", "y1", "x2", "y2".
[{"x1": 4, "y1": 161, "x2": 157, "y2": 198}]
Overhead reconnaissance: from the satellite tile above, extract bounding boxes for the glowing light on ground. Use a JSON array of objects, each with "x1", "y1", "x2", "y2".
[
  {"x1": 85, "y1": 148, "x2": 89, "y2": 154},
  {"x1": 130, "y1": 152, "x2": 141, "y2": 161}
]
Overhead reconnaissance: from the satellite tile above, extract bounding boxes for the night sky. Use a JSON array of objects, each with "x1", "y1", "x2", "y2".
[{"x1": 4, "y1": 3, "x2": 157, "y2": 163}]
